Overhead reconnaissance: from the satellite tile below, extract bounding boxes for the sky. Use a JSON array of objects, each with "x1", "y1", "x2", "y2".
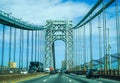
[{"x1": 0, "y1": 0, "x2": 119, "y2": 69}]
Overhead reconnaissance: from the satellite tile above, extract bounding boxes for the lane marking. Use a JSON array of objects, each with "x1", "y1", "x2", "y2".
[
  {"x1": 43, "y1": 79, "x2": 47, "y2": 82},
  {"x1": 69, "y1": 79, "x2": 72, "y2": 82},
  {"x1": 12, "y1": 74, "x2": 48, "y2": 83}
]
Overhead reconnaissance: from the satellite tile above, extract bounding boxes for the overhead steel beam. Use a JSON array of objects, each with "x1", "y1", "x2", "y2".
[
  {"x1": 73, "y1": 0, "x2": 103, "y2": 29},
  {"x1": 0, "y1": 10, "x2": 45, "y2": 30},
  {"x1": 78, "y1": 0, "x2": 115, "y2": 28}
]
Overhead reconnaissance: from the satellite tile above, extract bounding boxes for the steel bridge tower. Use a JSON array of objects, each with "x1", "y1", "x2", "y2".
[{"x1": 45, "y1": 20, "x2": 73, "y2": 70}]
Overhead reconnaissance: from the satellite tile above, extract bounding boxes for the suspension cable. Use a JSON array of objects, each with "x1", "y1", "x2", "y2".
[
  {"x1": 89, "y1": 17, "x2": 93, "y2": 70},
  {"x1": 75, "y1": 0, "x2": 115, "y2": 28},
  {"x1": 102, "y1": 2, "x2": 107, "y2": 75},
  {"x1": 77, "y1": 29, "x2": 79, "y2": 71},
  {"x1": 1, "y1": 25, "x2": 5, "y2": 72},
  {"x1": 115, "y1": 0, "x2": 120, "y2": 71},
  {"x1": 19, "y1": 29, "x2": 22, "y2": 69},
  {"x1": 79, "y1": 28, "x2": 82, "y2": 70},
  {"x1": 98, "y1": 15, "x2": 102, "y2": 71},
  {"x1": 21, "y1": 30, "x2": 24, "y2": 68},
  {"x1": 39, "y1": 31, "x2": 41, "y2": 62},
  {"x1": 35, "y1": 31, "x2": 37, "y2": 61},
  {"x1": 75, "y1": 29, "x2": 77, "y2": 71},
  {"x1": 14, "y1": 28, "x2": 16, "y2": 62},
  {"x1": 74, "y1": 0, "x2": 103, "y2": 28},
  {"x1": 9, "y1": 27, "x2": 12, "y2": 69},
  {"x1": 26, "y1": 30, "x2": 29, "y2": 70},
  {"x1": 83, "y1": 26, "x2": 86, "y2": 70},
  {"x1": 31, "y1": 31, "x2": 33, "y2": 61},
  {"x1": 38, "y1": 31, "x2": 39, "y2": 62}
]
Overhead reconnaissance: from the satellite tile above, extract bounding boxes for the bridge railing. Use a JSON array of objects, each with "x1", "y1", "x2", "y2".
[{"x1": 0, "y1": 10, "x2": 44, "y2": 30}]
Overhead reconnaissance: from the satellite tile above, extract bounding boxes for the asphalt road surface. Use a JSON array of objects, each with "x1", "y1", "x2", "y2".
[{"x1": 18, "y1": 73, "x2": 120, "y2": 83}]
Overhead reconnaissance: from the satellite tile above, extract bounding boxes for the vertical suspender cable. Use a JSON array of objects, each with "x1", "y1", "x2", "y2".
[
  {"x1": 102, "y1": 2, "x2": 107, "y2": 75},
  {"x1": 41, "y1": 31, "x2": 44, "y2": 63},
  {"x1": 76, "y1": 29, "x2": 78, "y2": 71},
  {"x1": 35, "y1": 31, "x2": 37, "y2": 61},
  {"x1": 21, "y1": 30, "x2": 24, "y2": 68},
  {"x1": 19, "y1": 29, "x2": 22, "y2": 69},
  {"x1": 14, "y1": 28, "x2": 16, "y2": 62},
  {"x1": 26, "y1": 30, "x2": 29, "y2": 70},
  {"x1": 75, "y1": 29, "x2": 77, "y2": 71},
  {"x1": 98, "y1": 15, "x2": 102, "y2": 72},
  {"x1": 74, "y1": 30, "x2": 76, "y2": 71},
  {"x1": 31, "y1": 31, "x2": 33, "y2": 61},
  {"x1": 79, "y1": 28, "x2": 82, "y2": 70},
  {"x1": 83, "y1": 26, "x2": 86, "y2": 70},
  {"x1": 77, "y1": 29, "x2": 79, "y2": 71},
  {"x1": 40, "y1": 31, "x2": 41, "y2": 62},
  {"x1": 9, "y1": 27, "x2": 12, "y2": 69},
  {"x1": 115, "y1": 0, "x2": 120, "y2": 72},
  {"x1": 89, "y1": 18, "x2": 93, "y2": 70},
  {"x1": 1, "y1": 25, "x2": 5, "y2": 72},
  {"x1": 38, "y1": 31, "x2": 39, "y2": 62},
  {"x1": 81, "y1": 28, "x2": 83, "y2": 70}
]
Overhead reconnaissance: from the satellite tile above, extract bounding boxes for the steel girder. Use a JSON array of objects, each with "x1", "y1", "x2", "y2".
[{"x1": 44, "y1": 20, "x2": 73, "y2": 70}]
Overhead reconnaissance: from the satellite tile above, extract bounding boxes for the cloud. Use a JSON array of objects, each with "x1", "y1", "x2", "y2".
[{"x1": 0, "y1": 0, "x2": 90, "y2": 25}]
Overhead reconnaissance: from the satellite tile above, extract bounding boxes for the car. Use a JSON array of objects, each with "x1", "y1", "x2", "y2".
[
  {"x1": 20, "y1": 69, "x2": 28, "y2": 74},
  {"x1": 86, "y1": 69, "x2": 99, "y2": 79},
  {"x1": 9, "y1": 70, "x2": 14, "y2": 74},
  {"x1": 50, "y1": 70, "x2": 55, "y2": 74}
]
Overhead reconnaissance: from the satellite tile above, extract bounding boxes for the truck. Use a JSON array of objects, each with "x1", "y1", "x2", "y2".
[{"x1": 29, "y1": 62, "x2": 43, "y2": 73}]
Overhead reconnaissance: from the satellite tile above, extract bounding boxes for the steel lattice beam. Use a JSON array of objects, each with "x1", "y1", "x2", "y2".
[{"x1": 44, "y1": 20, "x2": 73, "y2": 70}]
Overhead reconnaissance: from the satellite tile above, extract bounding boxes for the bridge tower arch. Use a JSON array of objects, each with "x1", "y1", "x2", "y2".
[{"x1": 45, "y1": 20, "x2": 73, "y2": 70}]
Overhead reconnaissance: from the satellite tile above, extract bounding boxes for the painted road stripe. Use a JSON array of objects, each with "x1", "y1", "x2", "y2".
[
  {"x1": 43, "y1": 79, "x2": 47, "y2": 82},
  {"x1": 69, "y1": 79, "x2": 72, "y2": 82},
  {"x1": 12, "y1": 74, "x2": 48, "y2": 83}
]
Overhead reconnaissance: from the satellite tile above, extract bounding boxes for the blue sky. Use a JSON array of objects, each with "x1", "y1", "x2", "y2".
[{"x1": 0, "y1": 0, "x2": 119, "y2": 69}]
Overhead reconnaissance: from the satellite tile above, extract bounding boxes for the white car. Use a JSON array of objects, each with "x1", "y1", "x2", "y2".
[
  {"x1": 9, "y1": 70, "x2": 13, "y2": 74},
  {"x1": 20, "y1": 70, "x2": 28, "y2": 74}
]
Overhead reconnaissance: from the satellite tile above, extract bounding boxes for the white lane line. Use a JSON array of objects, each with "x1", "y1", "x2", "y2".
[
  {"x1": 43, "y1": 79, "x2": 48, "y2": 82},
  {"x1": 99, "y1": 82, "x2": 103, "y2": 83},
  {"x1": 69, "y1": 79, "x2": 72, "y2": 82},
  {"x1": 63, "y1": 76, "x2": 65, "y2": 77}
]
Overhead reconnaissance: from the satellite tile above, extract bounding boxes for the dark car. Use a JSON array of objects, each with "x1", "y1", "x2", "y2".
[
  {"x1": 50, "y1": 70, "x2": 55, "y2": 74},
  {"x1": 86, "y1": 69, "x2": 99, "y2": 79}
]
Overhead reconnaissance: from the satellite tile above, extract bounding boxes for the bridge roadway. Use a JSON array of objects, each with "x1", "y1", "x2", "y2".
[{"x1": 17, "y1": 73, "x2": 119, "y2": 83}]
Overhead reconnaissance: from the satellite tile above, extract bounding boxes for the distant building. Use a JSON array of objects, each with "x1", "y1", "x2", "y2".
[{"x1": 8, "y1": 62, "x2": 16, "y2": 68}]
